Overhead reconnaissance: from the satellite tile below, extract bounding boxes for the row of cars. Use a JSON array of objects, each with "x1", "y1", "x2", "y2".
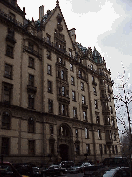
[
  {"x1": 0, "y1": 160, "x2": 92, "y2": 177},
  {"x1": 83, "y1": 157, "x2": 131, "y2": 177}
]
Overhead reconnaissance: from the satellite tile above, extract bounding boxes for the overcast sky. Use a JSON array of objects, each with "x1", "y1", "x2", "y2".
[{"x1": 18, "y1": 0, "x2": 132, "y2": 134}]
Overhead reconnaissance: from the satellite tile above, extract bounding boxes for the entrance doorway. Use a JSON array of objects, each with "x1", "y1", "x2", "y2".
[{"x1": 59, "y1": 144, "x2": 69, "y2": 161}]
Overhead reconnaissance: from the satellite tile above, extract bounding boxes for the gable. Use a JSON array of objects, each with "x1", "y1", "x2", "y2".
[{"x1": 43, "y1": 5, "x2": 75, "y2": 53}]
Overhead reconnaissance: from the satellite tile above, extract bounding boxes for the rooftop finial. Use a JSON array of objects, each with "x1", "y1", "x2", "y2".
[{"x1": 56, "y1": 0, "x2": 59, "y2": 6}]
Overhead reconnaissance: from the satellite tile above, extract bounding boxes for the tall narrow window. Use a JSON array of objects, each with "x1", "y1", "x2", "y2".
[
  {"x1": 85, "y1": 128, "x2": 89, "y2": 139},
  {"x1": 50, "y1": 125, "x2": 54, "y2": 135},
  {"x1": 104, "y1": 145, "x2": 107, "y2": 154},
  {"x1": 28, "y1": 94, "x2": 34, "y2": 109},
  {"x1": 28, "y1": 117, "x2": 35, "y2": 133},
  {"x1": 2, "y1": 111, "x2": 11, "y2": 129},
  {"x1": 28, "y1": 140, "x2": 35, "y2": 155},
  {"x1": 98, "y1": 129, "x2": 101, "y2": 139},
  {"x1": 95, "y1": 100, "x2": 98, "y2": 109},
  {"x1": 83, "y1": 110, "x2": 87, "y2": 121},
  {"x1": 6, "y1": 45, "x2": 13, "y2": 58},
  {"x1": 48, "y1": 99, "x2": 53, "y2": 113},
  {"x1": 47, "y1": 64, "x2": 52, "y2": 75},
  {"x1": 29, "y1": 57, "x2": 34, "y2": 68},
  {"x1": 75, "y1": 129, "x2": 78, "y2": 138},
  {"x1": 61, "y1": 70, "x2": 64, "y2": 79},
  {"x1": 86, "y1": 144, "x2": 90, "y2": 155},
  {"x1": 71, "y1": 76, "x2": 75, "y2": 85},
  {"x1": 48, "y1": 80, "x2": 52, "y2": 93},
  {"x1": 81, "y1": 82, "x2": 84, "y2": 91},
  {"x1": 4, "y1": 64, "x2": 12, "y2": 79},
  {"x1": 82, "y1": 95, "x2": 85, "y2": 104},
  {"x1": 70, "y1": 63, "x2": 73, "y2": 71},
  {"x1": 72, "y1": 91, "x2": 76, "y2": 101},
  {"x1": 96, "y1": 115, "x2": 100, "y2": 124},
  {"x1": 3, "y1": 82, "x2": 13, "y2": 104},
  {"x1": 1, "y1": 137, "x2": 10, "y2": 155},
  {"x1": 99, "y1": 144, "x2": 103, "y2": 155},
  {"x1": 29, "y1": 74, "x2": 34, "y2": 86},
  {"x1": 62, "y1": 86, "x2": 65, "y2": 96},
  {"x1": 73, "y1": 107, "x2": 77, "y2": 118}
]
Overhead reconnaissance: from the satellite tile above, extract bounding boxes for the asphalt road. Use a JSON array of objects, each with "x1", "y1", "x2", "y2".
[{"x1": 58, "y1": 173, "x2": 84, "y2": 177}]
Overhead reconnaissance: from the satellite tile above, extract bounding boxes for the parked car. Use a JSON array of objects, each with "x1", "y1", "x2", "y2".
[
  {"x1": 93, "y1": 167, "x2": 130, "y2": 177},
  {"x1": 13, "y1": 163, "x2": 41, "y2": 177},
  {"x1": 41, "y1": 164, "x2": 66, "y2": 177},
  {"x1": 66, "y1": 165, "x2": 81, "y2": 173},
  {"x1": 102, "y1": 157, "x2": 129, "y2": 167},
  {"x1": 80, "y1": 162, "x2": 92, "y2": 172},
  {"x1": 59, "y1": 161, "x2": 74, "y2": 170},
  {"x1": 83, "y1": 164, "x2": 104, "y2": 176},
  {"x1": 0, "y1": 161, "x2": 23, "y2": 177}
]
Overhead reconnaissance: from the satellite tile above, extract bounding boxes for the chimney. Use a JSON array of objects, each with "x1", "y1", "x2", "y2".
[
  {"x1": 39, "y1": 5, "x2": 44, "y2": 21},
  {"x1": 69, "y1": 28, "x2": 76, "y2": 43}
]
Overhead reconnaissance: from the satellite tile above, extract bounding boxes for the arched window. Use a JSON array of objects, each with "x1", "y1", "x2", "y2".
[
  {"x1": 2, "y1": 111, "x2": 11, "y2": 129},
  {"x1": 28, "y1": 117, "x2": 35, "y2": 133}
]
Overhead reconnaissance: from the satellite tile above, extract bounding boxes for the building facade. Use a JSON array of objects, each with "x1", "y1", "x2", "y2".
[{"x1": 0, "y1": 0, "x2": 120, "y2": 164}]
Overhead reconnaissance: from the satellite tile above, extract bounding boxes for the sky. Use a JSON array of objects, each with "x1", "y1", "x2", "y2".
[{"x1": 18, "y1": 0, "x2": 132, "y2": 134}]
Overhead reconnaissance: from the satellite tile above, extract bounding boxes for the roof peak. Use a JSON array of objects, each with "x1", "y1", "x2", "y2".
[{"x1": 56, "y1": 0, "x2": 59, "y2": 6}]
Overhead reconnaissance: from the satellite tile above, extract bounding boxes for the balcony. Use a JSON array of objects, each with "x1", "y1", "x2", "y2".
[
  {"x1": 102, "y1": 107, "x2": 110, "y2": 115},
  {"x1": 27, "y1": 85, "x2": 37, "y2": 93},
  {"x1": 23, "y1": 46, "x2": 42, "y2": 59},
  {"x1": 106, "y1": 138, "x2": 113, "y2": 145},
  {"x1": 57, "y1": 94, "x2": 70, "y2": 104},
  {"x1": 82, "y1": 103, "x2": 88, "y2": 109}
]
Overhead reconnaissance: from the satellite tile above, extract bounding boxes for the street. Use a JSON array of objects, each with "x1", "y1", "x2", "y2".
[{"x1": 58, "y1": 173, "x2": 84, "y2": 177}]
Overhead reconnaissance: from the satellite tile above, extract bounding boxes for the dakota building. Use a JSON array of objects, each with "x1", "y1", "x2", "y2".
[{"x1": 0, "y1": 0, "x2": 120, "y2": 164}]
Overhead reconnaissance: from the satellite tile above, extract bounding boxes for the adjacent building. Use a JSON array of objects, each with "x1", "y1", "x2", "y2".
[{"x1": 0, "y1": 0, "x2": 120, "y2": 164}]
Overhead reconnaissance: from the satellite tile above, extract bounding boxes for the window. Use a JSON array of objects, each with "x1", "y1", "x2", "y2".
[
  {"x1": 85, "y1": 128, "x2": 89, "y2": 139},
  {"x1": 1, "y1": 137, "x2": 10, "y2": 155},
  {"x1": 71, "y1": 76, "x2": 75, "y2": 85},
  {"x1": 47, "y1": 64, "x2": 52, "y2": 75},
  {"x1": 111, "y1": 119, "x2": 115, "y2": 128},
  {"x1": 2, "y1": 111, "x2": 11, "y2": 129},
  {"x1": 47, "y1": 50, "x2": 51, "y2": 59},
  {"x1": 99, "y1": 144, "x2": 103, "y2": 155},
  {"x1": 70, "y1": 63, "x2": 73, "y2": 71},
  {"x1": 62, "y1": 86, "x2": 65, "y2": 96},
  {"x1": 58, "y1": 57, "x2": 62, "y2": 63},
  {"x1": 93, "y1": 87, "x2": 96, "y2": 95},
  {"x1": 112, "y1": 145, "x2": 115, "y2": 154},
  {"x1": 61, "y1": 70, "x2": 64, "y2": 79},
  {"x1": 78, "y1": 70, "x2": 82, "y2": 78},
  {"x1": 109, "y1": 130, "x2": 112, "y2": 140},
  {"x1": 48, "y1": 99, "x2": 53, "y2": 113},
  {"x1": 69, "y1": 49, "x2": 72, "y2": 57},
  {"x1": 96, "y1": 115, "x2": 100, "y2": 124},
  {"x1": 81, "y1": 82, "x2": 84, "y2": 91},
  {"x1": 4, "y1": 63, "x2": 12, "y2": 79},
  {"x1": 28, "y1": 117, "x2": 35, "y2": 133},
  {"x1": 104, "y1": 145, "x2": 107, "y2": 154},
  {"x1": 28, "y1": 42, "x2": 34, "y2": 50},
  {"x1": 50, "y1": 125, "x2": 54, "y2": 135},
  {"x1": 115, "y1": 145, "x2": 118, "y2": 154},
  {"x1": 73, "y1": 107, "x2": 77, "y2": 118},
  {"x1": 28, "y1": 140, "x2": 35, "y2": 155},
  {"x1": 49, "y1": 142, "x2": 54, "y2": 155},
  {"x1": 110, "y1": 106, "x2": 113, "y2": 114},
  {"x1": 8, "y1": 28, "x2": 14, "y2": 38},
  {"x1": 98, "y1": 129, "x2": 101, "y2": 139},
  {"x1": 95, "y1": 100, "x2": 98, "y2": 109},
  {"x1": 29, "y1": 74, "x2": 34, "y2": 86},
  {"x1": 72, "y1": 91, "x2": 76, "y2": 101},
  {"x1": 113, "y1": 132, "x2": 116, "y2": 141},
  {"x1": 75, "y1": 144, "x2": 80, "y2": 155},
  {"x1": 82, "y1": 95, "x2": 85, "y2": 104},
  {"x1": 6, "y1": 45, "x2": 13, "y2": 58},
  {"x1": 75, "y1": 129, "x2": 78, "y2": 138},
  {"x1": 83, "y1": 110, "x2": 87, "y2": 121},
  {"x1": 28, "y1": 94, "x2": 34, "y2": 109},
  {"x1": 91, "y1": 64, "x2": 93, "y2": 70},
  {"x1": 59, "y1": 103, "x2": 68, "y2": 116},
  {"x1": 48, "y1": 80, "x2": 52, "y2": 93},
  {"x1": 86, "y1": 144, "x2": 90, "y2": 155},
  {"x1": 29, "y1": 57, "x2": 34, "y2": 68},
  {"x1": 46, "y1": 34, "x2": 51, "y2": 43},
  {"x1": 3, "y1": 82, "x2": 13, "y2": 104}
]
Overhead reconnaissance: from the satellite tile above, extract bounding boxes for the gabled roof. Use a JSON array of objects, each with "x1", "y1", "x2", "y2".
[{"x1": 38, "y1": 0, "x2": 75, "y2": 50}]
